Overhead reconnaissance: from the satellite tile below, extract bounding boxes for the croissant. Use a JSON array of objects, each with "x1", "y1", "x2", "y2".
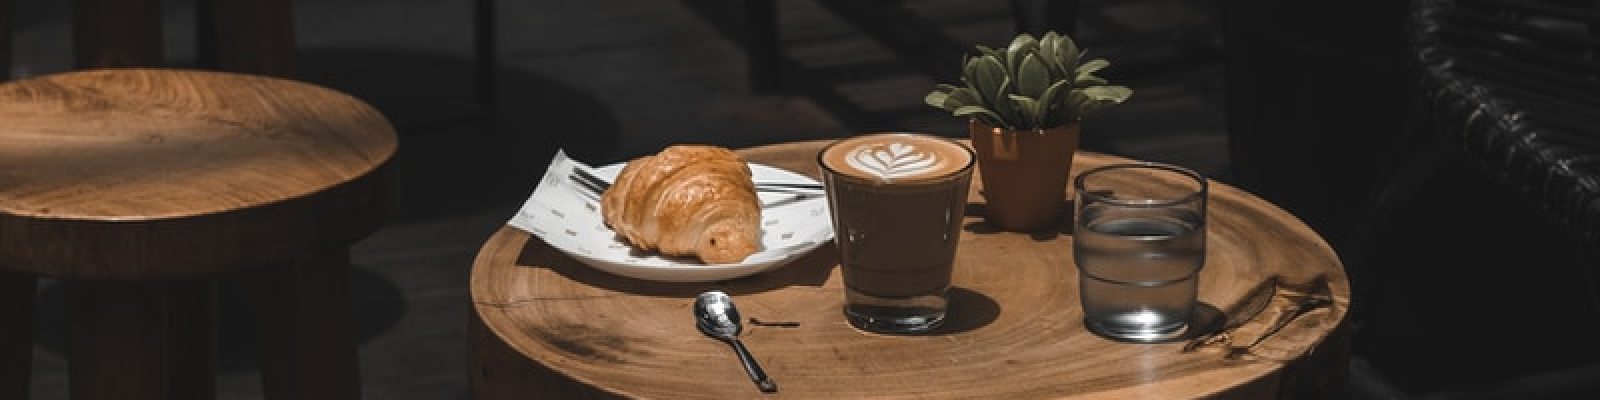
[{"x1": 601, "y1": 145, "x2": 762, "y2": 264}]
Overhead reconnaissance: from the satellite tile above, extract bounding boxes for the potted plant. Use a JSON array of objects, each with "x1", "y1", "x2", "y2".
[{"x1": 925, "y1": 31, "x2": 1132, "y2": 231}]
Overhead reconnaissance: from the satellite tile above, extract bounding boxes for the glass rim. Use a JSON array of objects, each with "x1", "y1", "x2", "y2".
[
  {"x1": 1074, "y1": 161, "x2": 1207, "y2": 207},
  {"x1": 816, "y1": 132, "x2": 976, "y2": 186}
]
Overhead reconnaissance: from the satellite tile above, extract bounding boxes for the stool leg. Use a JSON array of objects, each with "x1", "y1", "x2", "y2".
[
  {"x1": 254, "y1": 248, "x2": 360, "y2": 400},
  {"x1": 72, "y1": 0, "x2": 163, "y2": 68},
  {"x1": 68, "y1": 280, "x2": 216, "y2": 400},
  {"x1": 0, "y1": 270, "x2": 34, "y2": 399},
  {"x1": 200, "y1": 0, "x2": 295, "y2": 76}
]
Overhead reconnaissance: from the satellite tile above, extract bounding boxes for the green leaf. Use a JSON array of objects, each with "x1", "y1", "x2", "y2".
[
  {"x1": 1067, "y1": 86, "x2": 1133, "y2": 117},
  {"x1": 1040, "y1": 32, "x2": 1060, "y2": 53},
  {"x1": 962, "y1": 54, "x2": 978, "y2": 81},
  {"x1": 1056, "y1": 35, "x2": 1080, "y2": 78},
  {"x1": 1036, "y1": 79, "x2": 1071, "y2": 126},
  {"x1": 924, "y1": 91, "x2": 951, "y2": 110},
  {"x1": 1037, "y1": 33, "x2": 1061, "y2": 80},
  {"x1": 1008, "y1": 94, "x2": 1040, "y2": 129},
  {"x1": 1075, "y1": 59, "x2": 1110, "y2": 82},
  {"x1": 952, "y1": 105, "x2": 1002, "y2": 124},
  {"x1": 1076, "y1": 74, "x2": 1109, "y2": 87},
  {"x1": 947, "y1": 87, "x2": 983, "y2": 109},
  {"x1": 1046, "y1": 102, "x2": 1067, "y2": 127},
  {"x1": 959, "y1": 54, "x2": 982, "y2": 84},
  {"x1": 1004, "y1": 34, "x2": 1038, "y2": 76},
  {"x1": 1065, "y1": 89, "x2": 1090, "y2": 120},
  {"x1": 1007, "y1": 33, "x2": 1038, "y2": 54},
  {"x1": 1079, "y1": 85, "x2": 1132, "y2": 103},
  {"x1": 971, "y1": 55, "x2": 1008, "y2": 108},
  {"x1": 1016, "y1": 53, "x2": 1051, "y2": 99},
  {"x1": 990, "y1": 78, "x2": 1021, "y2": 129},
  {"x1": 974, "y1": 45, "x2": 1002, "y2": 60}
]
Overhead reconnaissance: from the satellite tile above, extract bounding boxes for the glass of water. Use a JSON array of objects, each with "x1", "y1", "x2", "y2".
[{"x1": 1073, "y1": 162, "x2": 1207, "y2": 342}]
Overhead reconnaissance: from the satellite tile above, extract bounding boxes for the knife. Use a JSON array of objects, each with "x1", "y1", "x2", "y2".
[{"x1": 1183, "y1": 275, "x2": 1280, "y2": 352}]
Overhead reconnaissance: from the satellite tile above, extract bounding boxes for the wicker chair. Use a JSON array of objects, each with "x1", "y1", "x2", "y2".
[{"x1": 1352, "y1": 0, "x2": 1600, "y2": 396}]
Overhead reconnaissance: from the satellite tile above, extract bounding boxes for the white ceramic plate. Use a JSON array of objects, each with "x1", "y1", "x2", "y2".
[{"x1": 513, "y1": 159, "x2": 833, "y2": 282}]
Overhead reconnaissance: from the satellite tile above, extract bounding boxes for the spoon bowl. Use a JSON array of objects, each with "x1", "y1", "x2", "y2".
[
  {"x1": 694, "y1": 291, "x2": 777, "y2": 393},
  {"x1": 695, "y1": 291, "x2": 743, "y2": 339}
]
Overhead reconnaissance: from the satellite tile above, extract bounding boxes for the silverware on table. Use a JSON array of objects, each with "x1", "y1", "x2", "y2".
[
  {"x1": 694, "y1": 291, "x2": 778, "y2": 393},
  {"x1": 1224, "y1": 275, "x2": 1334, "y2": 359},
  {"x1": 566, "y1": 162, "x2": 822, "y2": 206},
  {"x1": 569, "y1": 163, "x2": 822, "y2": 195},
  {"x1": 1184, "y1": 275, "x2": 1280, "y2": 352}
]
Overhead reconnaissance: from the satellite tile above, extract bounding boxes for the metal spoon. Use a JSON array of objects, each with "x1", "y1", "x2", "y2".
[{"x1": 694, "y1": 291, "x2": 778, "y2": 393}]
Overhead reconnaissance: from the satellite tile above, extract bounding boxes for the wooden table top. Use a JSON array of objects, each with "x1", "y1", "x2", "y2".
[
  {"x1": 0, "y1": 69, "x2": 397, "y2": 279},
  {"x1": 470, "y1": 140, "x2": 1350, "y2": 399}
]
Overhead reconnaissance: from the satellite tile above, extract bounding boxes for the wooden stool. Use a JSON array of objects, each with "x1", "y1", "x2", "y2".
[{"x1": 0, "y1": 68, "x2": 397, "y2": 399}]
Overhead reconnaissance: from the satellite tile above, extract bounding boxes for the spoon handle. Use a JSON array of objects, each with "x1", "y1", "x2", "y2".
[{"x1": 730, "y1": 339, "x2": 777, "y2": 393}]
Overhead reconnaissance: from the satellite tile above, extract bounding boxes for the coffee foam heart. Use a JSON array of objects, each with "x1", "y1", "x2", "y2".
[{"x1": 822, "y1": 133, "x2": 973, "y2": 184}]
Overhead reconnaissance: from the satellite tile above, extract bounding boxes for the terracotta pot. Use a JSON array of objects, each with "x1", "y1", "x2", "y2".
[{"x1": 968, "y1": 119, "x2": 1081, "y2": 231}]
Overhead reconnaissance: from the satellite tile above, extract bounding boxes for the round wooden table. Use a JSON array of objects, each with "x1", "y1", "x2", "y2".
[{"x1": 469, "y1": 140, "x2": 1350, "y2": 399}]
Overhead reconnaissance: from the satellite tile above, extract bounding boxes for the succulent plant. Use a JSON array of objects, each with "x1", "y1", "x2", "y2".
[{"x1": 925, "y1": 31, "x2": 1132, "y2": 131}]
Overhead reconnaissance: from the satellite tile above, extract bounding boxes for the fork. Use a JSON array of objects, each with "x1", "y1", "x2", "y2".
[
  {"x1": 1183, "y1": 275, "x2": 1280, "y2": 352},
  {"x1": 572, "y1": 163, "x2": 819, "y2": 192},
  {"x1": 567, "y1": 165, "x2": 824, "y2": 206},
  {"x1": 1223, "y1": 276, "x2": 1334, "y2": 359},
  {"x1": 569, "y1": 164, "x2": 823, "y2": 196}
]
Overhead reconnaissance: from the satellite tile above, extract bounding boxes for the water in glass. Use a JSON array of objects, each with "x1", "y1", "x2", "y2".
[{"x1": 1075, "y1": 208, "x2": 1204, "y2": 341}]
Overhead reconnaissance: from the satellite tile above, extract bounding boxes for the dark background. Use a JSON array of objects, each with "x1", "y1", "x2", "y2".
[{"x1": 8, "y1": 0, "x2": 1597, "y2": 398}]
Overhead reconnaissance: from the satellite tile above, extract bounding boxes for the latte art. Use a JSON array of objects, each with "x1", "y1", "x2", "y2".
[
  {"x1": 821, "y1": 133, "x2": 973, "y2": 184},
  {"x1": 845, "y1": 142, "x2": 945, "y2": 181}
]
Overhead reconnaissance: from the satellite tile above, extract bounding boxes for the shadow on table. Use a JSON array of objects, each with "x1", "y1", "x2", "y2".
[
  {"x1": 923, "y1": 287, "x2": 1001, "y2": 335},
  {"x1": 515, "y1": 238, "x2": 837, "y2": 298},
  {"x1": 516, "y1": 238, "x2": 1007, "y2": 333},
  {"x1": 961, "y1": 200, "x2": 1078, "y2": 240}
]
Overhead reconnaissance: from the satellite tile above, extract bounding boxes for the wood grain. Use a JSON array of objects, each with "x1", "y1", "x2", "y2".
[
  {"x1": 469, "y1": 306, "x2": 618, "y2": 400},
  {"x1": 470, "y1": 140, "x2": 1351, "y2": 398},
  {"x1": 0, "y1": 68, "x2": 397, "y2": 279}
]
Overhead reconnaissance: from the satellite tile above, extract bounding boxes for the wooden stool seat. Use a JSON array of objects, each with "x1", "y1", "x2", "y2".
[
  {"x1": 0, "y1": 68, "x2": 395, "y2": 279},
  {"x1": 0, "y1": 68, "x2": 397, "y2": 399}
]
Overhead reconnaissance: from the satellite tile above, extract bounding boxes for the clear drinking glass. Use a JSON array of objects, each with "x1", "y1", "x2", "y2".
[{"x1": 1073, "y1": 162, "x2": 1207, "y2": 342}]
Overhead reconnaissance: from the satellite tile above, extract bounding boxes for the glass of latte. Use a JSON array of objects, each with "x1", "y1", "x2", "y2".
[{"x1": 817, "y1": 133, "x2": 975, "y2": 334}]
